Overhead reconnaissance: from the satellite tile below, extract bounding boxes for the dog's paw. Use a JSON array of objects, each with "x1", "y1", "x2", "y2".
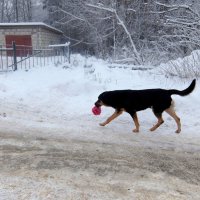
[
  {"x1": 175, "y1": 129, "x2": 181, "y2": 134},
  {"x1": 150, "y1": 126, "x2": 157, "y2": 131},
  {"x1": 99, "y1": 123, "x2": 106, "y2": 126},
  {"x1": 133, "y1": 129, "x2": 139, "y2": 133}
]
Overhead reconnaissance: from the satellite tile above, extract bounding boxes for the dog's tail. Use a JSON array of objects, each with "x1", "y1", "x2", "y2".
[{"x1": 169, "y1": 79, "x2": 196, "y2": 96}]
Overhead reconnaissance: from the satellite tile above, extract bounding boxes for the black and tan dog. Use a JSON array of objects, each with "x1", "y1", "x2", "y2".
[{"x1": 94, "y1": 79, "x2": 196, "y2": 133}]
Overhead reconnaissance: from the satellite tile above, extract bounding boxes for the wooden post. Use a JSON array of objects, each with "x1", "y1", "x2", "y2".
[
  {"x1": 67, "y1": 45, "x2": 70, "y2": 64},
  {"x1": 12, "y1": 41, "x2": 17, "y2": 71}
]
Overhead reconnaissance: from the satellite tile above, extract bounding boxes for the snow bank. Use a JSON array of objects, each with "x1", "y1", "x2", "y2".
[{"x1": 157, "y1": 50, "x2": 200, "y2": 78}]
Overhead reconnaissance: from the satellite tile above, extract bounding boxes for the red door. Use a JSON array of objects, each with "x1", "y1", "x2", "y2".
[{"x1": 6, "y1": 35, "x2": 32, "y2": 56}]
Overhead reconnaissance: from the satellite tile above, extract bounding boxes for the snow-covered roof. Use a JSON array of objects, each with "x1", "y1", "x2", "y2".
[{"x1": 0, "y1": 22, "x2": 63, "y2": 34}]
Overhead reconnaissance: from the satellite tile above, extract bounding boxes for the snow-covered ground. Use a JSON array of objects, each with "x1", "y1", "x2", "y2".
[
  {"x1": 1, "y1": 54, "x2": 199, "y2": 139},
  {"x1": 0, "y1": 54, "x2": 200, "y2": 199}
]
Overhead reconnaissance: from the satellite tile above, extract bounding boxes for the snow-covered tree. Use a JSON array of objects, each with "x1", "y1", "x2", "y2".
[
  {"x1": 0, "y1": 0, "x2": 33, "y2": 22},
  {"x1": 155, "y1": 0, "x2": 200, "y2": 58}
]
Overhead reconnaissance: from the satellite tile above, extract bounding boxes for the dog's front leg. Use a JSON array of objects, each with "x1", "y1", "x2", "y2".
[
  {"x1": 100, "y1": 110, "x2": 123, "y2": 126},
  {"x1": 132, "y1": 113, "x2": 140, "y2": 133}
]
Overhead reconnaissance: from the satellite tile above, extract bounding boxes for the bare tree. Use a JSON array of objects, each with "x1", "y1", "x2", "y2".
[
  {"x1": 0, "y1": 0, "x2": 5, "y2": 22},
  {"x1": 153, "y1": 0, "x2": 200, "y2": 59},
  {"x1": 87, "y1": 2, "x2": 143, "y2": 64},
  {"x1": 43, "y1": 0, "x2": 200, "y2": 64},
  {"x1": 0, "y1": 0, "x2": 33, "y2": 22}
]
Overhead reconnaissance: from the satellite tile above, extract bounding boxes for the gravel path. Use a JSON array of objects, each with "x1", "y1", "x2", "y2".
[{"x1": 1, "y1": 131, "x2": 200, "y2": 200}]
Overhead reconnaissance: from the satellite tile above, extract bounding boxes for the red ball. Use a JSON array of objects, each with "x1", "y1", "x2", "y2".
[{"x1": 92, "y1": 106, "x2": 101, "y2": 115}]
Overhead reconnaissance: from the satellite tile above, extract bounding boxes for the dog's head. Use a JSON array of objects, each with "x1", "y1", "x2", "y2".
[
  {"x1": 95, "y1": 99, "x2": 104, "y2": 107},
  {"x1": 94, "y1": 92, "x2": 108, "y2": 107}
]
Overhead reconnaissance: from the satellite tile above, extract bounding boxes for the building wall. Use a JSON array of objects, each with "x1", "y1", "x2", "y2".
[
  {"x1": 0, "y1": 28, "x2": 34, "y2": 45},
  {"x1": 32, "y1": 27, "x2": 61, "y2": 48},
  {"x1": 0, "y1": 26, "x2": 62, "y2": 48},
  {"x1": 0, "y1": 29, "x2": 7, "y2": 45}
]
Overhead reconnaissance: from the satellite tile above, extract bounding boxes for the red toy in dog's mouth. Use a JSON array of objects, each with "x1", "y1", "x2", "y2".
[{"x1": 92, "y1": 106, "x2": 101, "y2": 115}]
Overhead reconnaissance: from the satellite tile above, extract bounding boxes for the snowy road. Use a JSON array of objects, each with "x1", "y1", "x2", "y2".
[{"x1": 1, "y1": 129, "x2": 200, "y2": 200}]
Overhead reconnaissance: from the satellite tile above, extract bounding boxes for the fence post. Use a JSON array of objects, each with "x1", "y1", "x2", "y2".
[
  {"x1": 67, "y1": 45, "x2": 70, "y2": 64},
  {"x1": 12, "y1": 41, "x2": 17, "y2": 71}
]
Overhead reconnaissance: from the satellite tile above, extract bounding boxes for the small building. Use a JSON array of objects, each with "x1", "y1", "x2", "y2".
[{"x1": 0, "y1": 22, "x2": 63, "y2": 56}]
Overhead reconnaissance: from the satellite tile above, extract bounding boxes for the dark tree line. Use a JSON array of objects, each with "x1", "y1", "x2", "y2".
[
  {"x1": 42, "y1": 0, "x2": 200, "y2": 65},
  {"x1": 1, "y1": 0, "x2": 200, "y2": 65},
  {"x1": 0, "y1": 0, "x2": 32, "y2": 22}
]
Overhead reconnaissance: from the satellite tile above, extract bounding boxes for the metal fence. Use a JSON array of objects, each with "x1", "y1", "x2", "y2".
[{"x1": 0, "y1": 42, "x2": 70, "y2": 72}]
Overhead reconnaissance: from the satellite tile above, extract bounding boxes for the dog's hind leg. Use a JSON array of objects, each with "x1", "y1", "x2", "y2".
[
  {"x1": 99, "y1": 109, "x2": 123, "y2": 126},
  {"x1": 165, "y1": 107, "x2": 181, "y2": 133},
  {"x1": 150, "y1": 112, "x2": 164, "y2": 132}
]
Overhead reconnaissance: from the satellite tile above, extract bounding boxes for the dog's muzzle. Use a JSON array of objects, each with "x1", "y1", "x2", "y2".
[{"x1": 95, "y1": 100, "x2": 102, "y2": 107}]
